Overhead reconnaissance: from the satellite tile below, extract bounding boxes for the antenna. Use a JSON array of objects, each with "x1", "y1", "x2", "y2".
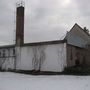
[{"x1": 16, "y1": 0, "x2": 25, "y2": 7}]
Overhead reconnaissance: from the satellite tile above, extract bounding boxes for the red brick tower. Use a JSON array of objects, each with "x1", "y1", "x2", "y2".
[{"x1": 16, "y1": 3, "x2": 24, "y2": 46}]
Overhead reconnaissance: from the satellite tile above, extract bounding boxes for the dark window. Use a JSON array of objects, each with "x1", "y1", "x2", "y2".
[
  {"x1": 3, "y1": 50, "x2": 5, "y2": 57},
  {"x1": 13, "y1": 49, "x2": 15, "y2": 55},
  {"x1": 0, "y1": 51, "x2": 1, "y2": 57},
  {"x1": 75, "y1": 59, "x2": 80, "y2": 66},
  {"x1": 70, "y1": 47, "x2": 73, "y2": 60}
]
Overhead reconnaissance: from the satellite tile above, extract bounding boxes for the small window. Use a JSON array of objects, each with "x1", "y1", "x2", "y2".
[
  {"x1": 3, "y1": 50, "x2": 5, "y2": 57},
  {"x1": 70, "y1": 47, "x2": 73, "y2": 60},
  {"x1": 13, "y1": 49, "x2": 15, "y2": 55},
  {"x1": 0, "y1": 51, "x2": 1, "y2": 57}
]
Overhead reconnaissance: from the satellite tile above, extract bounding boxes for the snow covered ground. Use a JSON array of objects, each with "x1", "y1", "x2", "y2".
[{"x1": 0, "y1": 72, "x2": 90, "y2": 90}]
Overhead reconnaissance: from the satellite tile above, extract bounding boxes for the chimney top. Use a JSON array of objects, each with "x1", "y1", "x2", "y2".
[
  {"x1": 83, "y1": 27, "x2": 90, "y2": 35},
  {"x1": 16, "y1": 1, "x2": 25, "y2": 7}
]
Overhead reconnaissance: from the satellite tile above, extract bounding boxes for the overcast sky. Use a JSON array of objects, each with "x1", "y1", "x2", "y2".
[{"x1": 0, "y1": 0, "x2": 90, "y2": 45}]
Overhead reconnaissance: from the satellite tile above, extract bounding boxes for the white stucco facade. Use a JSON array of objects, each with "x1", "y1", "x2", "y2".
[
  {"x1": 0, "y1": 46, "x2": 15, "y2": 70},
  {"x1": 16, "y1": 43, "x2": 67, "y2": 72}
]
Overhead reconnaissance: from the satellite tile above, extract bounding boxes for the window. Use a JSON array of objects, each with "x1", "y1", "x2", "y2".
[
  {"x1": 70, "y1": 47, "x2": 73, "y2": 60},
  {"x1": 3, "y1": 50, "x2": 5, "y2": 57},
  {"x1": 13, "y1": 49, "x2": 15, "y2": 55},
  {"x1": 0, "y1": 51, "x2": 1, "y2": 57}
]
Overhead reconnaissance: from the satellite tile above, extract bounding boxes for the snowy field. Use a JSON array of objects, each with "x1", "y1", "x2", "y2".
[{"x1": 0, "y1": 72, "x2": 90, "y2": 90}]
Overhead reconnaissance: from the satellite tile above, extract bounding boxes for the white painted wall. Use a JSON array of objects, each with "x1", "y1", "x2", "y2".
[
  {"x1": 16, "y1": 46, "x2": 33, "y2": 70},
  {"x1": 41, "y1": 43, "x2": 67, "y2": 72},
  {"x1": 2, "y1": 58, "x2": 15, "y2": 70},
  {"x1": 0, "y1": 48, "x2": 15, "y2": 70},
  {"x1": 16, "y1": 43, "x2": 67, "y2": 72},
  {"x1": 0, "y1": 43, "x2": 67, "y2": 72}
]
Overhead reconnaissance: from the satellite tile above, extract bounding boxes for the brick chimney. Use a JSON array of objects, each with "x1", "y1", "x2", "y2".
[{"x1": 16, "y1": 5, "x2": 24, "y2": 46}]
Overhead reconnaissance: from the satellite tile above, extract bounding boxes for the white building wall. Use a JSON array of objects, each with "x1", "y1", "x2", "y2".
[
  {"x1": 2, "y1": 58, "x2": 15, "y2": 70},
  {"x1": 16, "y1": 46, "x2": 33, "y2": 70},
  {"x1": 0, "y1": 48, "x2": 15, "y2": 70},
  {"x1": 41, "y1": 43, "x2": 67, "y2": 72},
  {"x1": 16, "y1": 43, "x2": 67, "y2": 72}
]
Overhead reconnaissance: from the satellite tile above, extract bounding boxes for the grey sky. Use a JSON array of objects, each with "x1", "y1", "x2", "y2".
[{"x1": 0, "y1": 0, "x2": 90, "y2": 45}]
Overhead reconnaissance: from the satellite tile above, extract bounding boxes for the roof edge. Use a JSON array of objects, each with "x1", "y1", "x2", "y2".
[{"x1": 23, "y1": 40, "x2": 66, "y2": 46}]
